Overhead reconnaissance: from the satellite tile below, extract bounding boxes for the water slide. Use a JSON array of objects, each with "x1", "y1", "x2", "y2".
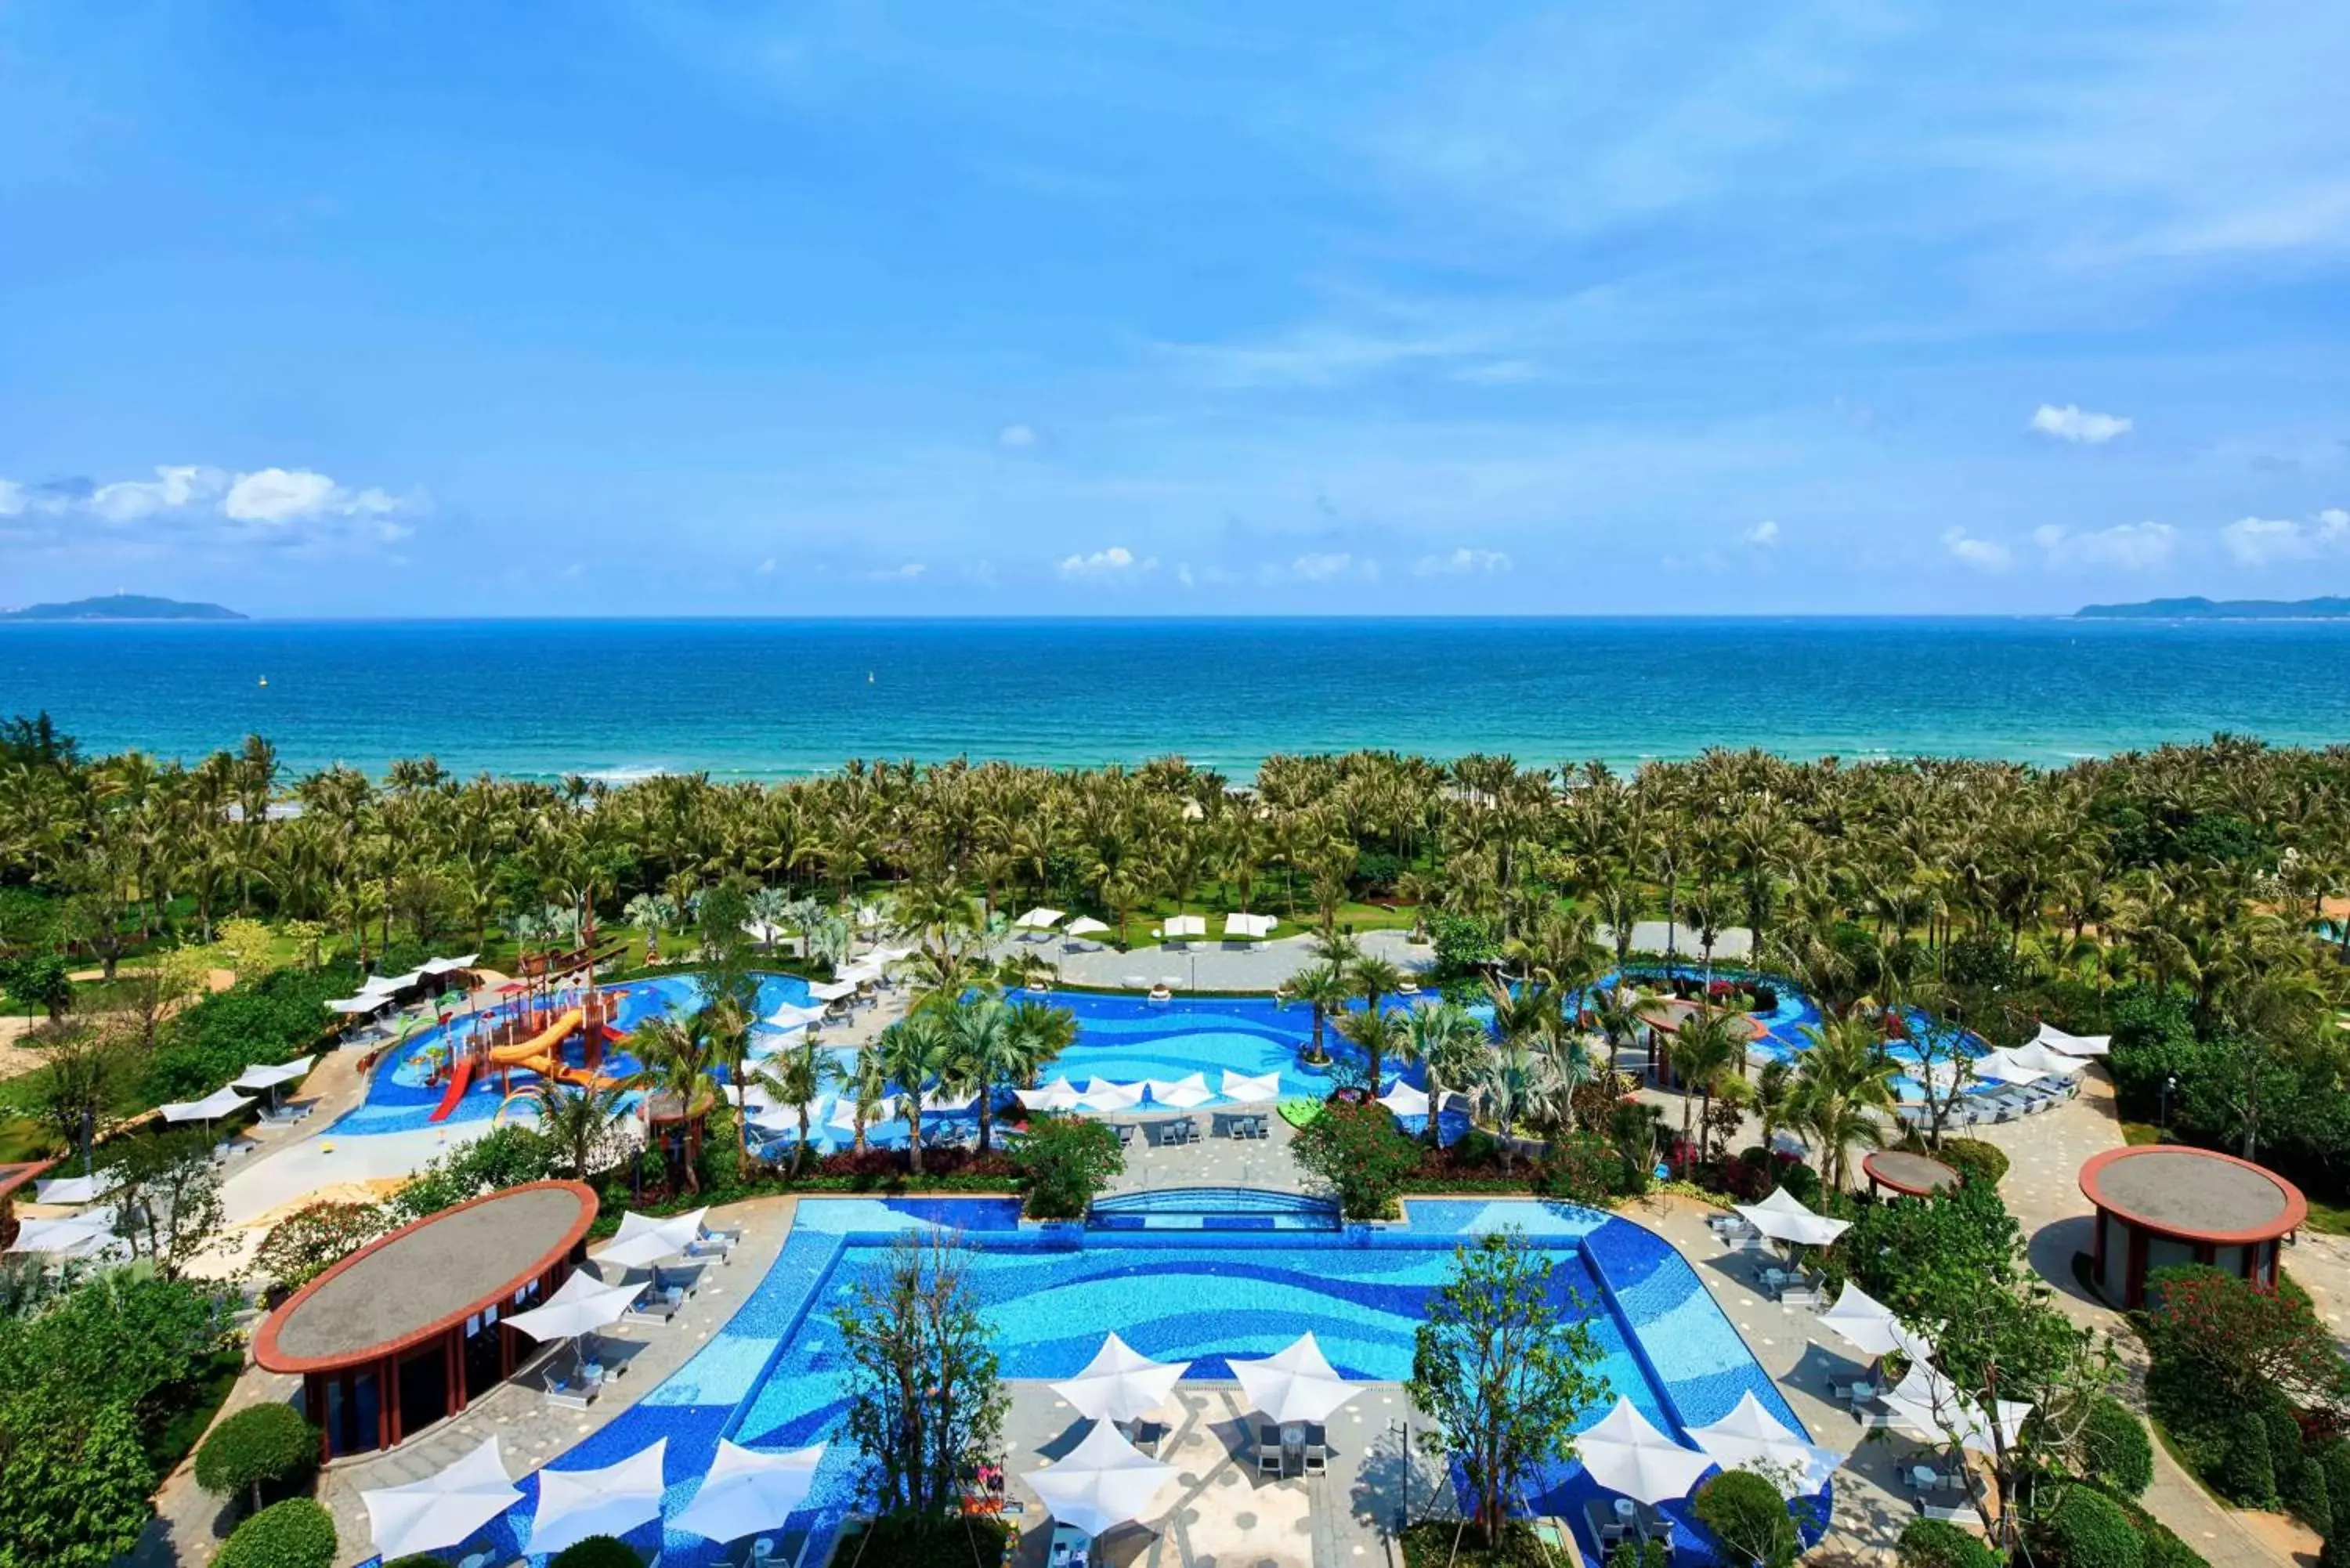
[
  {"x1": 428, "y1": 1054, "x2": 476, "y2": 1123},
  {"x1": 479, "y1": 1006, "x2": 631, "y2": 1092}
]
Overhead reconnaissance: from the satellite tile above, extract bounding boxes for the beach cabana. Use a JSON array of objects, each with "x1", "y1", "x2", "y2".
[
  {"x1": 1219, "y1": 1070, "x2": 1282, "y2": 1104},
  {"x1": 1028, "y1": 1420, "x2": 1178, "y2": 1541},
  {"x1": 1224, "y1": 912, "x2": 1277, "y2": 944},
  {"x1": 1233, "y1": 1333, "x2": 1360, "y2": 1425},
  {"x1": 2031, "y1": 1022, "x2": 2110, "y2": 1057},
  {"x1": 1686, "y1": 1392, "x2": 1843, "y2": 1497},
  {"x1": 1734, "y1": 1187, "x2": 1850, "y2": 1248},
  {"x1": 360, "y1": 1436, "x2": 522, "y2": 1563},
  {"x1": 1577, "y1": 1396, "x2": 1716, "y2": 1504},
  {"x1": 1051, "y1": 1333, "x2": 1191, "y2": 1422},
  {"x1": 674, "y1": 1440, "x2": 827, "y2": 1552},
  {"x1": 1160, "y1": 915, "x2": 1207, "y2": 945},
  {"x1": 529, "y1": 1438, "x2": 668, "y2": 1557},
  {"x1": 1144, "y1": 1074, "x2": 1215, "y2": 1111}
]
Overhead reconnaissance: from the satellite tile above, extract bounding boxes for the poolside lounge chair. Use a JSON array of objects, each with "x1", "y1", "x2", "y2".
[
  {"x1": 1116, "y1": 1418, "x2": 1166, "y2": 1457},
  {"x1": 1917, "y1": 1497, "x2": 1981, "y2": 1526},
  {"x1": 1256, "y1": 1425, "x2": 1285, "y2": 1476},
  {"x1": 1582, "y1": 1497, "x2": 1631, "y2": 1548},
  {"x1": 1048, "y1": 1523, "x2": 1092, "y2": 1567},
  {"x1": 1779, "y1": 1284, "x2": 1823, "y2": 1309}
]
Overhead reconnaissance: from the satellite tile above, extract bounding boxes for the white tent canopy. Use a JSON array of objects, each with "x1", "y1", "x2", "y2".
[
  {"x1": 835, "y1": 962, "x2": 884, "y2": 986},
  {"x1": 673, "y1": 1440, "x2": 827, "y2": 1545},
  {"x1": 764, "y1": 1003, "x2": 830, "y2": 1029},
  {"x1": 1377, "y1": 1082, "x2": 1431, "y2": 1118},
  {"x1": 1880, "y1": 1364, "x2": 2031, "y2": 1454},
  {"x1": 598, "y1": 1208, "x2": 710, "y2": 1271},
  {"x1": 1014, "y1": 907, "x2": 1066, "y2": 931},
  {"x1": 828, "y1": 1095, "x2": 900, "y2": 1132},
  {"x1": 1050, "y1": 1333, "x2": 1192, "y2": 1422},
  {"x1": 1144, "y1": 1074, "x2": 1215, "y2": 1111},
  {"x1": 530, "y1": 1438, "x2": 668, "y2": 1557},
  {"x1": 361, "y1": 1436, "x2": 523, "y2": 1562},
  {"x1": 34, "y1": 1169, "x2": 119, "y2": 1205},
  {"x1": 1065, "y1": 917, "x2": 1111, "y2": 938},
  {"x1": 2032, "y1": 1022, "x2": 2110, "y2": 1058},
  {"x1": 419, "y1": 954, "x2": 480, "y2": 975},
  {"x1": 1160, "y1": 915, "x2": 1208, "y2": 940},
  {"x1": 503, "y1": 1270, "x2": 643, "y2": 1344},
  {"x1": 1576, "y1": 1396, "x2": 1718, "y2": 1504},
  {"x1": 1818, "y1": 1281, "x2": 1936, "y2": 1363},
  {"x1": 1224, "y1": 912, "x2": 1278, "y2": 940},
  {"x1": 233, "y1": 1056, "x2": 316, "y2": 1092},
  {"x1": 1219, "y1": 1070, "x2": 1282, "y2": 1104},
  {"x1": 1015, "y1": 1078, "x2": 1083, "y2": 1113},
  {"x1": 326, "y1": 992, "x2": 395, "y2": 1015},
  {"x1": 3, "y1": 1214, "x2": 122, "y2": 1259},
  {"x1": 1078, "y1": 1078, "x2": 1144, "y2": 1114},
  {"x1": 160, "y1": 1086, "x2": 255, "y2": 1124},
  {"x1": 807, "y1": 979, "x2": 859, "y2": 1003},
  {"x1": 1968, "y1": 1050, "x2": 2046, "y2": 1087},
  {"x1": 1027, "y1": 1420, "x2": 1180, "y2": 1540},
  {"x1": 1734, "y1": 1186, "x2": 1851, "y2": 1248},
  {"x1": 1685, "y1": 1393, "x2": 1844, "y2": 1498},
  {"x1": 1233, "y1": 1333, "x2": 1361, "y2": 1425},
  {"x1": 2005, "y1": 1042, "x2": 2084, "y2": 1077}
]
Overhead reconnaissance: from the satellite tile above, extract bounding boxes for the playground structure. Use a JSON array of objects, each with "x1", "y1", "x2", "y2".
[{"x1": 428, "y1": 937, "x2": 631, "y2": 1122}]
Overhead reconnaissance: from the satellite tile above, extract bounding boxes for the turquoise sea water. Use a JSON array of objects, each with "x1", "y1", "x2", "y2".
[{"x1": 6, "y1": 616, "x2": 2350, "y2": 779}]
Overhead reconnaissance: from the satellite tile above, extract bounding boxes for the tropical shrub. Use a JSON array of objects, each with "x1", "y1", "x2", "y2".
[
  {"x1": 1691, "y1": 1469, "x2": 1799, "y2": 1568},
  {"x1": 1605, "y1": 1541, "x2": 1668, "y2": 1568},
  {"x1": 385, "y1": 1124, "x2": 559, "y2": 1224},
  {"x1": 1010, "y1": 1115, "x2": 1123, "y2": 1219},
  {"x1": 215, "y1": 1498, "x2": 337, "y2": 1568},
  {"x1": 2077, "y1": 1395, "x2": 2153, "y2": 1499},
  {"x1": 1, "y1": 952, "x2": 74, "y2": 1019},
  {"x1": 1290, "y1": 1098, "x2": 1423, "y2": 1219},
  {"x1": 2214, "y1": 1411, "x2": 2278, "y2": 1506},
  {"x1": 253, "y1": 1202, "x2": 387, "y2": 1292},
  {"x1": 1936, "y1": 1137, "x2": 2008, "y2": 1187},
  {"x1": 144, "y1": 963, "x2": 352, "y2": 1104},
  {"x1": 1428, "y1": 912, "x2": 1499, "y2": 982},
  {"x1": 1896, "y1": 1517, "x2": 1999, "y2": 1568},
  {"x1": 2045, "y1": 1486, "x2": 2144, "y2": 1568},
  {"x1": 1536, "y1": 1132, "x2": 1619, "y2": 1207},
  {"x1": 0, "y1": 1400, "x2": 156, "y2": 1568},
  {"x1": 195, "y1": 1403, "x2": 320, "y2": 1512},
  {"x1": 547, "y1": 1538, "x2": 642, "y2": 1568}
]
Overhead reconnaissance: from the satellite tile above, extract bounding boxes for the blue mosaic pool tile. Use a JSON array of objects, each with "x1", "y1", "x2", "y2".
[{"x1": 638, "y1": 1335, "x2": 778, "y2": 1408}]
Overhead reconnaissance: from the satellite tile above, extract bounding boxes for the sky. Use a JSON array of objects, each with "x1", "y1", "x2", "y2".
[{"x1": 3, "y1": 2, "x2": 2348, "y2": 618}]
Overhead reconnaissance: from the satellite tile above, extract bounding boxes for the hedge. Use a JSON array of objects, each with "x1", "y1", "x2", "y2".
[
  {"x1": 215, "y1": 1498, "x2": 337, "y2": 1568},
  {"x1": 1936, "y1": 1138, "x2": 2009, "y2": 1187},
  {"x1": 2081, "y1": 1396, "x2": 2153, "y2": 1499},
  {"x1": 1897, "y1": 1518, "x2": 1999, "y2": 1568},
  {"x1": 2048, "y1": 1486, "x2": 2145, "y2": 1568}
]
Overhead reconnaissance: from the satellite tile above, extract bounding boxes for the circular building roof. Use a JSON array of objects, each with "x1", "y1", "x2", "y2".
[
  {"x1": 254, "y1": 1180, "x2": 597, "y2": 1374},
  {"x1": 1637, "y1": 997, "x2": 1766, "y2": 1042},
  {"x1": 1863, "y1": 1150, "x2": 1960, "y2": 1197},
  {"x1": 2079, "y1": 1146, "x2": 2305, "y2": 1246}
]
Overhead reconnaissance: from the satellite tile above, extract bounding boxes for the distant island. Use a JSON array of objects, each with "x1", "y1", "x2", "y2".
[
  {"x1": 2075, "y1": 595, "x2": 2350, "y2": 621},
  {"x1": 0, "y1": 594, "x2": 246, "y2": 622}
]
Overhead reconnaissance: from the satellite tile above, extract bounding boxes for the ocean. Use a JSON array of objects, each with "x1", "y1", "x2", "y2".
[{"x1": 4, "y1": 616, "x2": 2349, "y2": 780}]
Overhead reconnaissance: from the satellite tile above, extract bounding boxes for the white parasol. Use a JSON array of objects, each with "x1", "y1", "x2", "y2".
[
  {"x1": 361, "y1": 1436, "x2": 522, "y2": 1562},
  {"x1": 529, "y1": 1438, "x2": 668, "y2": 1557},
  {"x1": 1733, "y1": 1186, "x2": 1851, "y2": 1248},
  {"x1": 1684, "y1": 1392, "x2": 1844, "y2": 1497},
  {"x1": 1026, "y1": 1420, "x2": 1179, "y2": 1540},
  {"x1": 1050, "y1": 1333, "x2": 1192, "y2": 1422},
  {"x1": 1575, "y1": 1396, "x2": 1717, "y2": 1503},
  {"x1": 1232, "y1": 1332, "x2": 1361, "y2": 1425},
  {"x1": 1144, "y1": 1074, "x2": 1216, "y2": 1111},
  {"x1": 672, "y1": 1440, "x2": 827, "y2": 1546}
]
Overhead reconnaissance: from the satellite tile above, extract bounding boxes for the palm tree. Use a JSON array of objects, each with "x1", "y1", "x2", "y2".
[
  {"x1": 536, "y1": 1079, "x2": 627, "y2": 1180},
  {"x1": 877, "y1": 1010, "x2": 956, "y2": 1173},
  {"x1": 751, "y1": 1034, "x2": 837, "y2": 1176},
  {"x1": 1285, "y1": 961, "x2": 1353, "y2": 1065},
  {"x1": 844, "y1": 1050, "x2": 889, "y2": 1157},
  {"x1": 1334, "y1": 1005, "x2": 1401, "y2": 1096},
  {"x1": 1752, "y1": 1058, "x2": 1795, "y2": 1154},
  {"x1": 1397, "y1": 1000, "x2": 1486, "y2": 1147},
  {"x1": 1665, "y1": 1010, "x2": 1748, "y2": 1166},
  {"x1": 627, "y1": 1005, "x2": 725, "y2": 1193},
  {"x1": 1470, "y1": 1042, "x2": 1559, "y2": 1174},
  {"x1": 994, "y1": 999, "x2": 1076, "y2": 1151},
  {"x1": 1788, "y1": 1014, "x2": 1898, "y2": 1190}
]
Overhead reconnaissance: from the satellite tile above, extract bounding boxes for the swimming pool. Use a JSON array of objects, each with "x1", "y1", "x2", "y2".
[
  {"x1": 457, "y1": 1196, "x2": 1826, "y2": 1567},
  {"x1": 330, "y1": 973, "x2": 819, "y2": 1136}
]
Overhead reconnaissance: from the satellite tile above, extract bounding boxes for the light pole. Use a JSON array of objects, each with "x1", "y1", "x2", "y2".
[
  {"x1": 2160, "y1": 1075, "x2": 2176, "y2": 1142},
  {"x1": 1390, "y1": 1416, "x2": 1409, "y2": 1534}
]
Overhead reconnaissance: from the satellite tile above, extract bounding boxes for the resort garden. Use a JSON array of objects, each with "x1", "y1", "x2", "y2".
[{"x1": 4, "y1": 716, "x2": 2350, "y2": 1565}]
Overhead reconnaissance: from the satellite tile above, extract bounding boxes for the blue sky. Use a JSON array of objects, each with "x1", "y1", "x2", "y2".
[{"x1": 3, "y1": 1, "x2": 2348, "y2": 616}]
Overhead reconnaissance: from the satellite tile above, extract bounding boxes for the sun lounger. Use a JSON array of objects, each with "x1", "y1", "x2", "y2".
[
  {"x1": 1916, "y1": 1497, "x2": 1980, "y2": 1526},
  {"x1": 1779, "y1": 1284, "x2": 1822, "y2": 1308},
  {"x1": 1256, "y1": 1425, "x2": 1285, "y2": 1476}
]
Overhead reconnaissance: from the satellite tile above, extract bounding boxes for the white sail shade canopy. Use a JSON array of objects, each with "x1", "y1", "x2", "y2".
[
  {"x1": 361, "y1": 1437, "x2": 522, "y2": 1561},
  {"x1": 1065, "y1": 917, "x2": 1111, "y2": 938},
  {"x1": 1575, "y1": 1396, "x2": 1718, "y2": 1503},
  {"x1": 827, "y1": 1095, "x2": 900, "y2": 1132},
  {"x1": 673, "y1": 1440, "x2": 827, "y2": 1545},
  {"x1": 1685, "y1": 1393, "x2": 1843, "y2": 1497},
  {"x1": 4, "y1": 1214, "x2": 122, "y2": 1258},
  {"x1": 1160, "y1": 915, "x2": 1208, "y2": 940},
  {"x1": 1144, "y1": 1074, "x2": 1216, "y2": 1110},
  {"x1": 807, "y1": 979, "x2": 859, "y2": 1003},
  {"x1": 1817, "y1": 1281, "x2": 1936, "y2": 1362},
  {"x1": 1377, "y1": 1082, "x2": 1431, "y2": 1118},
  {"x1": 1219, "y1": 1070, "x2": 1282, "y2": 1104},
  {"x1": 2005, "y1": 1042, "x2": 2084, "y2": 1076},
  {"x1": 34, "y1": 1169, "x2": 119, "y2": 1205},
  {"x1": 1224, "y1": 912, "x2": 1278, "y2": 940},
  {"x1": 764, "y1": 1003, "x2": 830, "y2": 1029},
  {"x1": 530, "y1": 1438, "x2": 668, "y2": 1556},
  {"x1": 597, "y1": 1208, "x2": 709, "y2": 1270},
  {"x1": 1014, "y1": 908, "x2": 1066, "y2": 931},
  {"x1": 1968, "y1": 1050, "x2": 2045, "y2": 1086},
  {"x1": 160, "y1": 1086, "x2": 255, "y2": 1124},
  {"x1": 2031, "y1": 1022, "x2": 2110, "y2": 1057},
  {"x1": 1078, "y1": 1079, "x2": 1144, "y2": 1114},
  {"x1": 1734, "y1": 1187, "x2": 1851, "y2": 1248},
  {"x1": 1233, "y1": 1333, "x2": 1361, "y2": 1425},
  {"x1": 1015, "y1": 1078, "x2": 1083, "y2": 1113},
  {"x1": 502, "y1": 1270, "x2": 643, "y2": 1343},
  {"x1": 233, "y1": 1056, "x2": 316, "y2": 1091},
  {"x1": 1879, "y1": 1364, "x2": 2031, "y2": 1454},
  {"x1": 1050, "y1": 1333, "x2": 1192, "y2": 1422},
  {"x1": 1027, "y1": 1420, "x2": 1179, "y2": 1540}
]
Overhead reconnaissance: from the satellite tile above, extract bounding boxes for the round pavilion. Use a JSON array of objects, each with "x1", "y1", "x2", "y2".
[
  {"x1": 1862, "y1": 1149, "x2": 1960, "y2": 1198},
  {"x1": 2078, "y1": 1146, "x2": 2304, "y2": 1310},
  {"x1": 254, "y1": 1179, "x2": 598, "y2": 1458}
]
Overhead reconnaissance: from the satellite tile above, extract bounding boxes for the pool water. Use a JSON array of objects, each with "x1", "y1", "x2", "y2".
[{"x1": 472, "y1": 1196, "x2": 1825, "y2": 1568}]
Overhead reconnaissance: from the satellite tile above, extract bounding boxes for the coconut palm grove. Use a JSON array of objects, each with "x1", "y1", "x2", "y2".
[{"x1": 4, "y1": 717, "x2": 2350, "y2": 1568}]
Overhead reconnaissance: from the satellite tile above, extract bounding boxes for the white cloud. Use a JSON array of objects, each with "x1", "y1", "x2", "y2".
[
  {"x1": 2029, "y1": 404, "x2": 2134, "y2": 444},
  {"x1": 1289, "y1": 551, "x2": 1360, "y2": 582},
  {"x1": 1413, "y1": 547, "x2": 1513, "y2": 576},
  {"x1": 1743, "y1": 519, "x2": 1780, "y2": 547},
  {"x1": 756, "y1": 557, "x2": 776, "y2": 575},
  {"x1": 862, "y1": 561, "x2": 927, "y2": 581},
  {"x1": 2032, "y1": 520, "x2": 2176, "y2": 570},
  {"x1": 1057, "y1": 544, "x2": 1155, "y2": 579},
  {"x1": 224, "y1": 468, "x2": 341, "y2": 523},
  {"x1": 1942, "y1": 527, "x2": 2013, "y2": 570},
  {"x1": 2222, "y1": 508, "x2": 2350, "y2": 565},
  {"x1": 0, "y1": 479, "x2": 23, "y2": 516},
  {"x1": 997, "y1": 423, "x2": 1039, "y2": 450},
  {"x1": 89, "y1": 464, "x2": 228, "y2": 523},
  {"x1": 1177, "y1": 563, "x2": 1194, "y2": 587}
]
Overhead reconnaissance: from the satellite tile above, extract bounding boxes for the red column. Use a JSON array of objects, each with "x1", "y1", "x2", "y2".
[
  {"x1": 2124, "y1": 1225, "x2": 2150, "y2": 1310},
  {"x1": 377, "y1": 1359, "x2": 394, "y2": 1450}
]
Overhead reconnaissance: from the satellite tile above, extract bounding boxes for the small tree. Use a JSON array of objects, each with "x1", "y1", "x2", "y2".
[
  {"x1": 196, "y1": 1403, "x2": 320, "y2": 1514},
  {"x1": 253, "y1": 1202, "x2": 388, "y2": 1292},
  {"x1": 547, "y1": 1540, "x2": 641, "y2": 1568},
  {"x1": 1693, "y1": 1469, "x2": 1799, "y2": 1568},
  {"x1": 1013, "y1": 1115, "x2": 1123, "y2": 1219},
  {"x1": 2, "y1": 953, "x2": 74, "y2": 1021},
  {"x1": 215, "y1": 1497, "x2": 337, "y2": 1568},
  {"x1": 2144, "y1": 1265, "x2": 2350, "y2": 1414},
  {"x1": 0, "y1": 1398, "x2": 157, "y2": 1568},
  {"x1": 832, "y1": 1233, "x2": 1007, "y2": 1535},
  {"x1": 1407, "y1": 1230, "x2": 1607, "y2": 1546},
  {"x1": 24, "y1": 1022, "x2": 127, "y2": 1172},
  {"x1": 106, "y1": 1129, "x2": 226, "y2": 1281},
  {"x1": 1291, "y1": 1098, "x2": 1422, "y2": 1219}
]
